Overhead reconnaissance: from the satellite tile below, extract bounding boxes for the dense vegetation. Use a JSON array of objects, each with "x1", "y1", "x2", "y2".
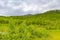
[{"x1": 0, "y1": 10, "x2": 60, "y2": 40}]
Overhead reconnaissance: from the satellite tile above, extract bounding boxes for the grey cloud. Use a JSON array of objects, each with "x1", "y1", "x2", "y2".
[{"x1": 0, "y1": 0, "x2": 60, "y2": 16}]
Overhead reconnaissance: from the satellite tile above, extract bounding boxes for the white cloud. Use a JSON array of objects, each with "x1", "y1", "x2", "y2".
[
  {"x1": 0, "y1": 0, "x2": 60, "y2": 16},
  {"x1": 21, "y1": 3, "x2": 39, "y2": 12}
]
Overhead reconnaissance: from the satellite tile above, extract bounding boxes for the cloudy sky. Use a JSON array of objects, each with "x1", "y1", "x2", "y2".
[{"x1": 0, "y1": 0, "x2": 60, "y2": 16}]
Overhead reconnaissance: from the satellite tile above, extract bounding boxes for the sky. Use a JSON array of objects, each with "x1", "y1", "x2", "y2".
[{"x1": 0, "y1": 0, "x2": 60, "y2": 16}]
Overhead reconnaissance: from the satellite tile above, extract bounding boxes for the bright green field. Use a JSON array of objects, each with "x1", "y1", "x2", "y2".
[{"x1": 0, "y1": 10, "x2": 60, "y2": 40}]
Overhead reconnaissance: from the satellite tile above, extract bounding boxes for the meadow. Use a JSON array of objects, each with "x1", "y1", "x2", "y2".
[{"x1": 0, "y1": 10, "x2": 60, "y2": 40}]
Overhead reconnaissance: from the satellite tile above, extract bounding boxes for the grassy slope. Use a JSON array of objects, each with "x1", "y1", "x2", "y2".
[{"x1": 0, "y1": 10, "x2": 60, "y2": 40}]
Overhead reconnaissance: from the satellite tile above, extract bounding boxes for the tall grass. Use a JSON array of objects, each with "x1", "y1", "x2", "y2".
[{"x1": 0, "y1": 10, "x2": 60, "y2": 40}]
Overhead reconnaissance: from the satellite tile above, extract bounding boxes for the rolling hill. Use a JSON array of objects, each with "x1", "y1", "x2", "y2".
[{"x1": 0, "y1": 10, "x2": 60, "y2": 40}]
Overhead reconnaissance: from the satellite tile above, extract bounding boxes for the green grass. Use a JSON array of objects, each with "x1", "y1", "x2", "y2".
[{"x1": 0, "y1": 10, "x2": 60, "y2": 40}]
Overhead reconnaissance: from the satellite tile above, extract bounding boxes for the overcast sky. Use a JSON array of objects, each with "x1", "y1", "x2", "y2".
[{"x1": 0, "y1": 0, "x2": 60, "y2": 16}]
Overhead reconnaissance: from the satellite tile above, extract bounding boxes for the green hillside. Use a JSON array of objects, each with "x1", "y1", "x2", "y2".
[{"x1": 0, "y1": 10, "x2": 60, "y2": 40}]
